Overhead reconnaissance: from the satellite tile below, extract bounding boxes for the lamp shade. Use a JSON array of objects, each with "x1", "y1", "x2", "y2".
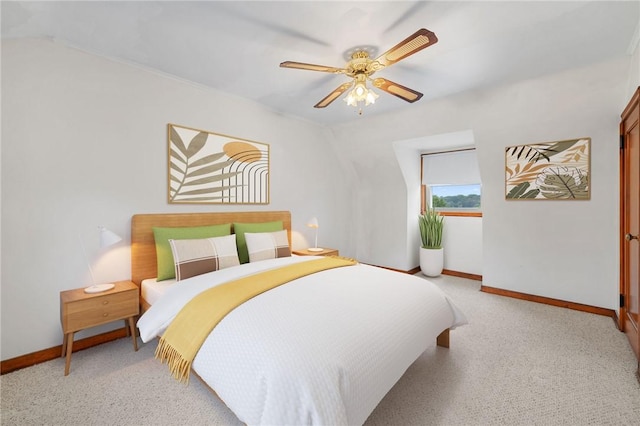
[
  {"x1": 343, "y1": 73, "x2": 378, "y2": 108},
  {"x1": 83, "y1": 226, "x2": 122, "y2": 294},
  {"x1": 307, "y1": 217, "x2": 319, "y2": 229},
  {"x1": 99, "y1": 226, "x2": 122, "y2": 248}
]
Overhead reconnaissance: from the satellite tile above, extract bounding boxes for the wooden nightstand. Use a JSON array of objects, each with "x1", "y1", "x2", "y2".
[
  {"x1": 60, "y1": 280, "x2": 139, "y2": 375},
  {"x1": 292, "y1": 248, "x2": 339, "y2": 257}
]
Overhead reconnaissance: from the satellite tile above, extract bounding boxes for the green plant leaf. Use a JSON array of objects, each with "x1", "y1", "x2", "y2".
[
  {"x1": 507, "y1": 140, "x2": 580, "y2": 165},
  {"x1": 521, "y1": 189, "x2": 540, "y2": 198},
  {"x1": 170, "y1": 161, "x2": 184, "y2": 173},
  {"x1": 506, "y1": 167, "x2": 547, "y2": 185},
  {"x1": 506, "y1": 182, "x2": 541, "y2": 199},
  {"x1": 537, "y1": 166, "x2": 588, "y2": 199},
  {"x1": 418, "y1": 207, "x2": 444, "y2": 249},
  {"x1": 506, "y1": 182, "x2": 530, "y2": 198},
  {"x1": 170, "y1": 126, "x2": 188, "y2": 157},
  {"x1": 544, "y1": 139, "x2": 579, "y2": 158},
  {"x1": 169, "y1": 132, "x2": 230, "y2": 201},
  {"x1": 185, "y1": 132, "x2": 208, "y2": 159},
  {"x1": 186, "y1": 160, "x2": 234, "y2": 178},
  {"x1": 190, "y1": 152, "x2": 227, "y2": 167},
  {"x1": 170, "y1": 148, "x2": 187, "y2": 163}
]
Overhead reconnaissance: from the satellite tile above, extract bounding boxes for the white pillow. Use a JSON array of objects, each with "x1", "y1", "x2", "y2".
[
  {"x1": 169, "y1": 234, "x2": 240, "y2": 281},
  {"x1": 244, "y1": 230, "x2": 291, "y2": 263}
]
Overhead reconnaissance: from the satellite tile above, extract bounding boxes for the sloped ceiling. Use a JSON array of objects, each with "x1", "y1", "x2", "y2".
[{"x1": 2, "y1": 1, "x2": 639, "y2": 125}]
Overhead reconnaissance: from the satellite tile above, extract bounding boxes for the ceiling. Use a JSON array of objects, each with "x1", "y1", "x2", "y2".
[{"x1": 2, "y1": 1, "x2": 639, "y2": 125}]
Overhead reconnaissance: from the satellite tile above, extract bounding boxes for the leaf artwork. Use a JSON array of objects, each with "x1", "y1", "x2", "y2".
[
  {"x1": 536, "y1": 167, "x2": 589, "y2": 199},
  {"x1": 506, "y1": 182, "x2": 540, "y2": 199},
  {"x1": 505, "y1": 139, "x2": 579, "y2": 164},
  {"x1": 505, "y1": 138, "x2": 590, "y2": 200},
  {"x1": 558, "y1": 142, "x2": 588, "y2": 165},
  {"x1": 168, "y1": 124, "x2": 270, "y2": 204},
  {"x1": 505, "y1": 161, "x2": 549, "y2": 185}
]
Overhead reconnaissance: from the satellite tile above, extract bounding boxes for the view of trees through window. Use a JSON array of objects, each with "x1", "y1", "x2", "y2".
[{"x1": 431, "y1": 184, "x2": 481, "y2": 209}]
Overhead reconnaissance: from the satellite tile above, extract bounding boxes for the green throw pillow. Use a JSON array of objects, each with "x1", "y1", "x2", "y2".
[
  {"x1": 153, "y1": 224, "x2": 231, "y2": 281},
  {"x1": 233, "y1": 221, "x2": 283, "y2": 264}
]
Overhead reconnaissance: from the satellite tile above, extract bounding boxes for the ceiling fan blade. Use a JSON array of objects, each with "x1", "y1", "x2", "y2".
[
  {"x1": 372, "y1": 78, "x2": 423, "y2": 103},
  {"x1": 314, "y1": 82, "x2": 353, "y2": 108},
  {"x1": 280, "y1": 61, "x2": 346, "y2": 74},
  {"x1": 374, "y1": 28, "x2": 438, "y2": 68}
]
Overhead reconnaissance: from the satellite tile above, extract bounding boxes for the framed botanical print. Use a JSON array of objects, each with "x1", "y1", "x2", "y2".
[
  {"x1": 505, "y1": 137, "x2": 590, "y2": 200},
  {"x1": 168, "y1": 124, "x2": 270, "y2": 204}
]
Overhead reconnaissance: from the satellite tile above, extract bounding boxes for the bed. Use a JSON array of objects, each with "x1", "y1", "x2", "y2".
[{"x1": 133, "y1": 211, "x2": 467, "y2": 425}]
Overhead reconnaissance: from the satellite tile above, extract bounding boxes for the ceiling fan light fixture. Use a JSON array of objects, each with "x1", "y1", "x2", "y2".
[
  {"x1": 365, "y1": 87, "x2": 379, "y2": 105},
  {"x1": 343, "y1": 75, "x2": 378, "y2": 108},
  {"x1": 281, "y1": 29, "x2": 436, "y2": 110},
  {"x1": 344, "y1": 92, "x2": 358, "y2": 107}
]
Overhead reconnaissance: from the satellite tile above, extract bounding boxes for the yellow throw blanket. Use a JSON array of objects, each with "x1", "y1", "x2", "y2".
[{"x1": 155, "y1": 256, "x2": 357, "y2": 383}]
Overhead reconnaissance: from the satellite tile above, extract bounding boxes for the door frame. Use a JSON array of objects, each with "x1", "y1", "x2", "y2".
[{"x1": 619, "y1": 87, "x2": 640, "y2": 379}]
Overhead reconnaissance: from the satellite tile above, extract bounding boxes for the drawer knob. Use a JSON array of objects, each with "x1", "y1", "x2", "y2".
[
  {"x1": 102, "y1": 300, "x2": 109, "y2": 305},
  {"x1": 103, "y1": 313, "x2": 109, "y2": 317}
]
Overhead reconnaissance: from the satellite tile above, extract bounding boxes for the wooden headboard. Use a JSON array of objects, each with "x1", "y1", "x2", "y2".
[{"x1": 131, "y1": 211, "x2": 292, "y2": 285}]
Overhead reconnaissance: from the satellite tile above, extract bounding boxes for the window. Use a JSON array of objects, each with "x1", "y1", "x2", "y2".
[
  {"x1": 421, "y1": 149, "x2": 482, "y2": 215},
  {"x1": 431, "y1": 184, "x2": 481, "y2": 209}
]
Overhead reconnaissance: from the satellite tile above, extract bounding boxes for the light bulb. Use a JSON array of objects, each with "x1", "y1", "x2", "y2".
[
  {"x1": 344, "y1": 92, "x2": 357, "y2": 106},
  {"x1": 365, "y1": 89, "x2": 378, "y2": 105}
]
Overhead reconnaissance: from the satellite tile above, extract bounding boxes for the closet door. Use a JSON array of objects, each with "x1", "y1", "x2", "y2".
[{"x1": 620, "y1": 87, "x2": 639, "y2": 375}]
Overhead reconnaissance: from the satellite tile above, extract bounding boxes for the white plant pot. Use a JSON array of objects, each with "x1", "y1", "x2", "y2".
[{"x1": 420, "y1": 247, "x2": 444, "y2": 277}]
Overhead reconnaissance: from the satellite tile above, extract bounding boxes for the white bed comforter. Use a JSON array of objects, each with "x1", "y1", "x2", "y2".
[{"x1": 137, "y1": 256, "x2": 467, "y2": 426}]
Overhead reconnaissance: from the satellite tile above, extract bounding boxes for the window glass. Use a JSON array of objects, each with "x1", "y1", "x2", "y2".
[{"x1": 431, "y1": 184, "x2": 481, "y2": 210}]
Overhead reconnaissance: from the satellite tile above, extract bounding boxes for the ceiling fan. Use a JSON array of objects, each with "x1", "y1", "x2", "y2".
[{"x1": 280, "y1": 28, "x2": 438, "y2": 110}]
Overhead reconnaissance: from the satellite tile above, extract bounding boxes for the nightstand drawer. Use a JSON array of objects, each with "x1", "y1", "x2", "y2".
[{"x1": 62, "y1": 290, "x2": 138, "y2": 332}]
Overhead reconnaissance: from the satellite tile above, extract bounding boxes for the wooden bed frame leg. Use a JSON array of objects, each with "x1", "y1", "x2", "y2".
[{"x1": 437, "y1": 328, "x2": 450, "y2": 348}]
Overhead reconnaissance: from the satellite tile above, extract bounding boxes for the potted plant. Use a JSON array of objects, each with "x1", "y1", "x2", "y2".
[{"x1": 418, "y1": 207, "x2": 444, "y2": 277}]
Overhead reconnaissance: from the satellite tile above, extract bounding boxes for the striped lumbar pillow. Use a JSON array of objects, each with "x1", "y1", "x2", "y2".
[
  {"x1": 153, "y1": 223, "x2": 231, "y2": 281},
  {"x1": 169, "y1": 234, "x2": 239, "y2": 281},
  {"x1": 245, "y1": 230, "x2": 291, "y2": 263}
]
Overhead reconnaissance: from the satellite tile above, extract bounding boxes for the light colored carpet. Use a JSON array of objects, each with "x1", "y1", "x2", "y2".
[{"x1": 2, "y1": 274, "x2": 639, "y2": 425}]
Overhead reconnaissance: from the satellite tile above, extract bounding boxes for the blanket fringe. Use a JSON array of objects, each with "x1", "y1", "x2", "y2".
[{"x1": 155, "y1": 337, "x2": 191, "y2": 384}]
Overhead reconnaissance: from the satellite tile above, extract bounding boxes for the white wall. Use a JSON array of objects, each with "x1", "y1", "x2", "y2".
[
  {"x1": 625, "y1": 22, "x2": 640, "y2": 99},
  {"x1": 442, "y1": 216, "x2": 482, "y2": 276},
  {"x1": 0, "y1": 38, "x2": 353, "y2": 360},
  {"x1": 330, "y1": 56, "x2": 633, "y2": 311}
]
